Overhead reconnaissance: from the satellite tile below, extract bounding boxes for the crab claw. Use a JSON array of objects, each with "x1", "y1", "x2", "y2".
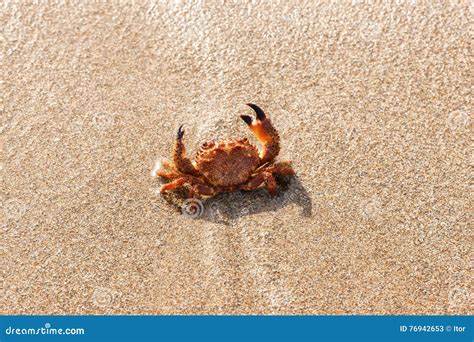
[
  {"x1": 177, "y1": 124, "x2": 185, "y2": 139},
  {"x1": 246, "y1": 103, "x2": 266, "y2": 121},
  {"x1": 242, "y1": 103, "x2": 280, "y2": 164},
  {"x1": 240, "y1": 115, "x2": 253, "y2": 126}
]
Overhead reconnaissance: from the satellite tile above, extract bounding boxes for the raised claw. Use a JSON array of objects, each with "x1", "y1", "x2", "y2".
[
  {"x1": 240, "y1": 115, "x2": 253, "y2": 126},
  {"x1": 177, "y1": 124, "x2": 185, "y2": 139},
  {"x1": 246, "y1": 103, "x2": 266, "y2": 121}
]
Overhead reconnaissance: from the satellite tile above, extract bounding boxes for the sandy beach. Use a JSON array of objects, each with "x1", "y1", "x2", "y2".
[{"x1": 1, "y1": 2, "x2": 471, "y2": 315}]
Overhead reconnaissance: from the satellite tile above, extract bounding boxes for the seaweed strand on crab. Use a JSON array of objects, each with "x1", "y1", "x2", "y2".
[{"x1": 156, "y1": 103, "x2": 295, "y2": 198}]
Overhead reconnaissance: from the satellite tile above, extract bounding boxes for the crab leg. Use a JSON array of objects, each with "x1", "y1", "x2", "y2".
[
  {"x1": 160, "y1": 177, "x2": 188, "y2": 192},
  {"x1": 155, "y1": 159, "x2": 181, "y2": 179},
  {"x1": 265, "y1": 161, "x2": 295, "y2": 176},
  {"x1": 160, "y1": 172, "x2": 218, "y2": 198},
  {"x1": 173, "y1": 125, "x2": 200, "y2": 176},
  {"x1": 241, "y1": 171, "x2": 277, "y2": 196},
  {"x1": 191, "y1": 184, "x2": 218, "y2": 197},
  {"x1": 240, "y1": 103, "x2": 280, "y2": 165}
]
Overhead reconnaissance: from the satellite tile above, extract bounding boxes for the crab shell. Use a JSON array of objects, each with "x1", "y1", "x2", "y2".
[{"x1": 195, "y1": 138, "x2": 260, "y2": 187}]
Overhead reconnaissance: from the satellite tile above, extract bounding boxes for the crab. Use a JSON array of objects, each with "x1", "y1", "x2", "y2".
[{"x1": 156, "y1": 103, "x2": 295, "y2": 197}]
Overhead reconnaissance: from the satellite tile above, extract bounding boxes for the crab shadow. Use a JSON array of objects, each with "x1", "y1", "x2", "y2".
[{"x1": 162, "y1": 175, "x2": 312, "y2": 225}]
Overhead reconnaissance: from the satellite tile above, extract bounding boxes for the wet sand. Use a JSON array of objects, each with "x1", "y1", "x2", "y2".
[{"x1": 1, "y1": 2, "x2": 471, "y2": 314}]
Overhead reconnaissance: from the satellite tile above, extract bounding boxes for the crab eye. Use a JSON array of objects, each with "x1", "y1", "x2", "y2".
[{"x1": 201, "y1": 141, "x2": 215, "y2": 150}]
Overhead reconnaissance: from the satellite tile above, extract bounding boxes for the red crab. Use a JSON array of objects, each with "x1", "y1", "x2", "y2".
[{"x1": 157, "y1": 103, "x2": 295, "y2": 197}]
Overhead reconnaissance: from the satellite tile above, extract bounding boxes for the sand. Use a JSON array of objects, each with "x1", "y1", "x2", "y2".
[{"x1": 1, "y1": 1, "x2": 471, "y2": 315}]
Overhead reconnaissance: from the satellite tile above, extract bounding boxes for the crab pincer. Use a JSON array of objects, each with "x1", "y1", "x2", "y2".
[{"x1": 177, "y1": 124, "x2": 185, "y2": 139}]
